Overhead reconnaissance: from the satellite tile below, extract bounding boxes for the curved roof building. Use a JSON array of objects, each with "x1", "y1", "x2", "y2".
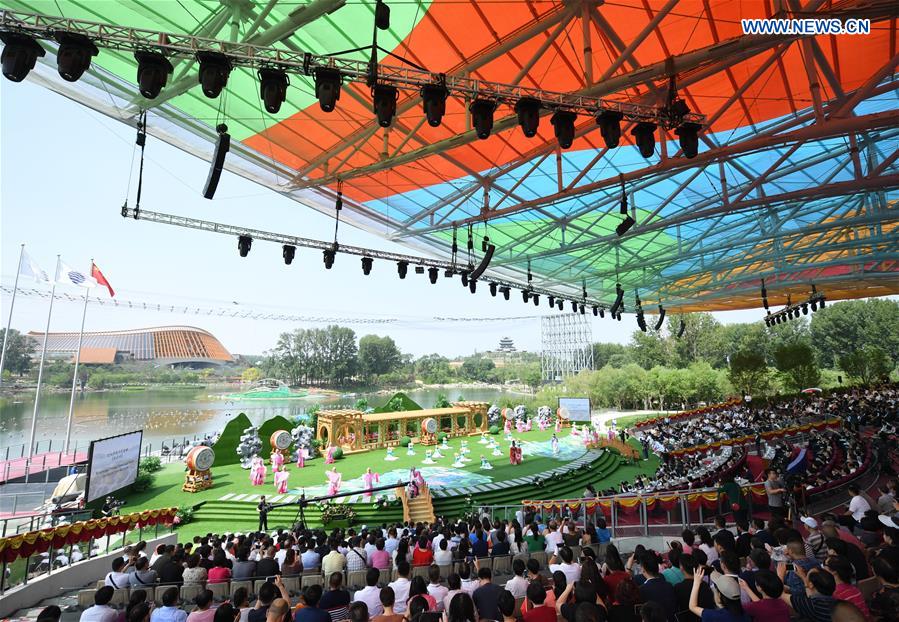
[{"x1": 27, "y1": 326, "x2": 233, "y2": 367}]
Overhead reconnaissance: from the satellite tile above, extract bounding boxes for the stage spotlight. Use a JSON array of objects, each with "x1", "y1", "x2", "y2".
[
  {"x1": 592, "y1": 306, "x2": 598, "y2": 316},
  {"x1": 375, "y1": 0, "x2": 391, "y2": 30},
  {"x1": 514, "y1": 97, "x2": 541, "y2": 137},
  {"x1": 259, "y1": 67, "x2": 289, "y2": 114},
  {"x1": 372, "y1": 84, "x2": 398, "y2": 127},
  {"x1": 616, "y1": 215, "x2": 636, "y2": 237},
  {"x1": 551, "y1": 110, "x2": 577, "y2": 149},
  {"x1": 500, "y1": 286, "x2": 511, "y2": 301},
  {"x1": 428, "y1": 267, "x2": 439, "y2": 284},
  {"x1": 237, "y1": 235, "x2": 252, "y2": 257},
  {"x1": 579, "y1": 304, "x2": 585, "y2": 314},
  {"x1": 571, "y1": 301, "x2": 578, "y2": 312},
  {"x1": 811, "y1": 300, "x2": 818, "y2": 311},
  {"x1": 323, "y1": 248, "x2": 336, "y2": 269},
  {"x1": 469, "y1": 279, "x2": 477, "y2": 294},
  {"x1": 631, "y1": 121, "x2": 657, "y2": 158},
  {"x1": 421, "y1": 83, "x2": 449, "y2": 127},
  {"x1": 676, "y1": 122, "x2": 702, "y2": 158},
  {"x1": 54, "y1": 32, "x2": 98, "y2": 82},
  {"x1": 522, "y1": 290, "x2": 530, "y2": 303},
  {"x1": 0, "y1": 32, "x2": 45, "y2": 82},
  {"x1": 469, "y1": 99, "x2": 496, "y2": 140},
  {"x1": 361, "y1": 257, "x2": 374, "y2": 275},
  {"x1": 196, "y1": 51, "x2": 231, "y2": 98},
  {"x1": 596, "y1": 109, "x2": 623, "y2": 149},
  {"x1": 282, "y1": 244, "x2": 296, "y2": 265},
  {"x1": 616, "y1": 312, "x2": 622, "y2": 321},
  {"x1": 820, "y1": 297, "x2": 826, "y2": 308},
  {"x1": 444, "y1": 269, "x2": 454, "y2": 278},
  {"x1": 489, "y1": 282, "x2": 498, "y2": 296},
  {"x1": 134, "y1": 50, "x2": 173, "y2": 99},
  {"x1": 549, "y1": 295, "x2": 555, "y2": 308},
  {"x1": 599, "y1": 308, "x2": 605, "y2": 318},
  {"x1": 556, "y1": 299, "x2": 564, "y2": 311},
  {"x1": 461, "y1": 272, "x2": 469, "y2": 287},
  {"x1": 314, "y1": 67, "x2": 341, "y2": 112},
  {"x1": 533, "y1": 294, "x2": 539, "y2": 307},
  {"x1": 397, "y1": 260, "x2": 408, "y2": 279}
]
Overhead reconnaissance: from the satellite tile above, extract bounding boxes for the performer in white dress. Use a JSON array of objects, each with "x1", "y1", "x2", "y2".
[
  {"x1": 385, "y1": 447, "x2": 398, "y2": 461},
  {"x1": 480, "y1": 456, "x2": 493, "y2": 470}
]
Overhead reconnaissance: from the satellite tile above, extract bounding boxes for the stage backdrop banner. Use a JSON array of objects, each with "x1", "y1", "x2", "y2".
[
  {"x1": 86, "y1": 430, "x2": 143, "y2": 503},
  {"x1": 559, "y1": 397, "x2": 591, "y2": 422}
]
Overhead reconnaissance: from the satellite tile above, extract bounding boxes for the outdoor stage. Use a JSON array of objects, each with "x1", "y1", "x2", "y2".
[{"x1": 120, "y1": 427, "x2": 659, "y2": 538}]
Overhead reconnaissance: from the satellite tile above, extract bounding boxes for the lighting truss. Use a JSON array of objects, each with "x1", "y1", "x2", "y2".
[
  {"x1": 764, "y1": 287, "x2": 826, "y2": 325},
  {"x1": 119, "y1": 205, "x2": 613, "y2": 312},
  {"x1": 0, "y1": 9, "x2": 705, "y2": 129}
]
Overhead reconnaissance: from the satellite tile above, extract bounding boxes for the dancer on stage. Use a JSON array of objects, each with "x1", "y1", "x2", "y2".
[
  {"x1": 363, "y1": 467, "x2": 380, "y2": 498},
  {"x1": 491, "y1": 443, "x2": 503, "y2": 457},
  {"x1": 271, "y1": 450, "x2": 284, "y2": 471},
  {"x1": 324, "y1": 443, "x2": 336, "y2": 464},
  {"x1": 296, "y1": 446, "x2": 306, "y2": 468},
  {"x1": 407, "y1": 440, "x2": 416, "y2": 456},
  {"x1": 432, "y1": 445, "x2": 443, "y2": 459},
  {"x1": 504, "y1": 418, "x2": 512, "y2": 435},
  {"x1": 555, "y1": 417, "x2": 562, "y2": 433},
  {"x1": 326, "y1": 467, "x2": 342, "y2": 496},
  {"x1": 551, "y1": 433, "x2": 560, "y2": 456},
  {"x1": 250, "y1": 456, "x2": 266, "y2": 486},
  {"x1": 385, "y1": 447, "x2": 398, "y2": 461},
  {"x1": 452, "y1": 452, "x2": 465, "y2": 468},
  {"x1": 510, "y1": 441, "x2": 522, "y2": 465},
  {"x1": 479, "y1": 456, "x2": 493, "y2": 470},
  {"x1": 274, "y1": 465, "x2": 289, "y2": 494}
]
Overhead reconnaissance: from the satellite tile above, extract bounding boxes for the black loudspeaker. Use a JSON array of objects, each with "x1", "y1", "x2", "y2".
[
  {"x1": 203, "y1": 124, "x2": 230, "y2": 199},
  {"x1": 468, "y1": 243, "x2": 496, "y2": 281}
]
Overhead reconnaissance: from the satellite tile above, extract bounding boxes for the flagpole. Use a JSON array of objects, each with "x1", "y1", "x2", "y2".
[
  {"x1": 29, "y1": 255, "x2": 59, "y2": 459},
  {"x1": 64, "y1": 282, "x2": 90, "y2": 454},
  {"x1": 0, "y1": 244, "x2": 25, "y2": 388}
]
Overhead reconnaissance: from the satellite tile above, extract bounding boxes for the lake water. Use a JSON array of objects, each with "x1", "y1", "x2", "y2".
[{"x1": 0, "y1": 386, "x2": 525, "y2": 453}]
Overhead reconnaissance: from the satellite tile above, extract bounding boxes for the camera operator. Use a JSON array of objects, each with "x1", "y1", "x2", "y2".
[
  {"x1": 258, "y1": 495, "x2": 270, "y2": 532},
  {"x1": 101, "y1": 496, "x2": 124, "y2": 517}
]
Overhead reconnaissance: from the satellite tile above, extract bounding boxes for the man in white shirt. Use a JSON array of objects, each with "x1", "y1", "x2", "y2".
[
  {"x1": 543, "y1": 521, "x2": 563, "y2": 554},
  {"x1": 384, "y1": 529, "x2": 400, "y2": 555},
  {"x1": 104, "y1": 557, "x2": 131, "y2": 589},
  {"x1": 388, "y1": 560, "x2": 412, "y2": 613},
  {"x1": 352, "y1": 568, "x2": 384, "y2": 617},
  {"x1": 460, "y1": 563, "x2": 479, "y2": 595},
  {"x1": 548, "y1": 546, "x2": 581, "y2": 585},
  {"x1": 846, "y1": 484, "x2": 871, "y2": 528},
  {"x1": 426, "y1": 565, "x2": 449, "y2": 611},
  {"x1": 80, "y1": 586, "x2": 118, "y2": 622},
  {"x1": 504, "y1": 559, "x2": 529, "y2": 599}
]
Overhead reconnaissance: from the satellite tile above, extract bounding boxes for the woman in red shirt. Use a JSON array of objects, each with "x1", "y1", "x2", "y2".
[{"x1": 412, "y1": 535, "x2": 434, "y2": 566}]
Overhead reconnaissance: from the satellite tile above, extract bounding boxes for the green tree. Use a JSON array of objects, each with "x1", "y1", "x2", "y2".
[
  {"x1": 629, "y1": 329, "x2": 672, "y2": 369},
  {"x1": 591, "y1": 342, "x2": 631, "y2": 368},
  {"x1": 460, "y1": 356, "x2": 497, "y2": 382},
  {"x1": 519, "y1": 362, "x2": 543, "y2": 391},
  {"x1": 354, "y1": 397, "x2": 370, "y2": 411},
  {"x1": 839, "y1": 346, "x2": 893, "y2": 385},
  {"x1": 415, "y1": 354, "x2": 454, "y2": 384},
  {"x1": 810, "y1": 299, "x2": 899, "y2": 368},
  {"x1": 434, "y1": 393, "x2": 451, "y2": 408},
  {"x1": 241, "y1": 367, "x2": 263, "y2": 383},
  {"x1": 773, "y1": 342, "x2": 821, "y2": 392},
  {"x1": 728, "y1": 350, "x2": 770, "y2": 396},
  {"x1": 667, "y1": 313, "x2": 726, "y2": 367},
  {"x1": 358, "y1": 334, "x2": 402, "y2": 379},
  {"x1": 0, "y1": 328, "x2": 35, "y2": 376}
]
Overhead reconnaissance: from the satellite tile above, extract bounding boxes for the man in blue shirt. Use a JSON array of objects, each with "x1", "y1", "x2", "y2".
[
  {"x1": 638, "y1": 555, "x2": 677, "y2": 622},
  {"x1": 295, "y1": 585, "x2": 331, "y2": 622},
  {"x1": 150, "y1": 587, "x2": 187, "y2": 622}
]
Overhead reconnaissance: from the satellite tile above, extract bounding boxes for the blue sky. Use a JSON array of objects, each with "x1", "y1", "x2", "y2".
[{"x1": 1, "y1": 79, "x2": 766, "y2": 358}]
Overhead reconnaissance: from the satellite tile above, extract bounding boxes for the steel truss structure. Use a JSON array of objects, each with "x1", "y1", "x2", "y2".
[
  {"x1": 2, "y1": 0, "x2": 898, "y2": 314},
  {"x1": 541, "y1": 314, "x2": 594, "y2": 382}
]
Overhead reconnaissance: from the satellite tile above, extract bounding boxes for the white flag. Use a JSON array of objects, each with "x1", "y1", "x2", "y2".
[
  {"x1": 19, "y1": 250, "x2": 50, "y2": 284},
  {"x1": 56, "y1": 260, "x2": 97, "y2": 288}
]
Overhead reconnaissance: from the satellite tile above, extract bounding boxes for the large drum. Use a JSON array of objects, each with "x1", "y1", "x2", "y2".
[
  {"x1": 185, "y1": 446, "x2": 215, "y2": 472},
  {"x1": 502, "y1": 407, "x2": 514, "y2": 420},
  {"x1": 421, "y1": 418, "x2": 438, "y2": 435},
  {"x1": 557, "y1": 407, "x2": 570, "y2": 420},
  {"x1": 271, "y1": 430, "x2": 292, "y2": 450}
]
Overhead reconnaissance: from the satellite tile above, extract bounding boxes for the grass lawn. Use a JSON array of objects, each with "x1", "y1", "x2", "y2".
[
  {"x1": 611, "y1": 413, "x2": 667, "y2": 428},
  {"x1": 123, "y1": 429, "x2": 587, "y2": 511}
]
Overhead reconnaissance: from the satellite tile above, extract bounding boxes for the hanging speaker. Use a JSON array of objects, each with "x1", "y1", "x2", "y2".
[
  {"x1": 203, "y1": 124, "x2": 230, "y2": 199},
  {"x1": 468, "y1": 243, "x2": 496, "y2": 280}
]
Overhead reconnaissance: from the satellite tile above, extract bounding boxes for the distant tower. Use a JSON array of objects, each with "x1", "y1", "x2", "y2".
[
  {"x1": 498, "y1": 337, "x2": 516, "y2": 354},
  {"x1": 541, "y1": 315, "x2": 593, "y2": 382}
]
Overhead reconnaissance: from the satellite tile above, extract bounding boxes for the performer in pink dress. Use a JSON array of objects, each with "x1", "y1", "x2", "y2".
[
  {"x1": 504, "y1": 418, "x2": 512, "y2": 434},
  {"x1": 251, "y1": 456, "x2": 266, "y2": 486},
  {"x1": 363, "y1": 467, "x2": 380, "y2": 498},
  {"x1": 296, "y1": 447, "x2": 306, "y2": 468},
  {"x1": 271, "y1": 451, "x2": 285, "y2": 471},
  {"x1": 555, "y1": 418, "x2": 562, "y2": 433},
  {"x1": 525, "y1": 419, "x2": 532, "y2": 432},
  {"x1": 324, "y1": 444, "x2": 336, "y2": 465},
  {"x1": 326, "y1": 467, "x2": 342, "y2": 496},
  {"x1": 274, "y1": 466, "x2": 289, "y2": 494}
]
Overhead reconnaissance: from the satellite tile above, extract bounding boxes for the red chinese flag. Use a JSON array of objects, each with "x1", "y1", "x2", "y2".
[{"x1": 91, "y1": 262, "x2": 115, "y2": 297}]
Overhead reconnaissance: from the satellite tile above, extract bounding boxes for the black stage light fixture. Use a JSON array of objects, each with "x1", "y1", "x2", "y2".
[
  {"x1": 421, "y1": 83, "x2": 449, "y2": 127},
  {"x1": 631, "y1": 121, "x2": 657, "y2": 158},
  {"x1": 676, "y1": 122, "x2": 702, "y2": 158},
  {"x1": 500, "y1": 286, "x2": 511, "y2": 301},
  {"x1": 556, "y1": 298, "x2": 564, "y2": 311},
  {"x1": 372, "y1": 83, "x2": 398, "y2": 127},
  {"x1": 375, "y1": 0, "x2": 391, "y2": 30},
  {"x1": 489, "y1": 282, "x2": 498, "y2": 297},
  {"x1": 677, "y1": 319, "x2": 686, "y2": 337},
  {"x1": 444, "y1": 269, "x2": 454, "y2": 278},
  {"x1": 323, "y1": 248, "x2": 336, "y2": 269},
  {"x1": 469, "y1": 279, "x2": 477, "y2": 294},
  {"x1": 592, "y1": 305, "x2": 598, "y2": 316},
  {"x1": 572, "y1": 300, "x2": 578, "y2": 312},
  {"x1": 196, "y1": 51, "x2": 232, "y2": 98},
  {"x1": 54, "y1": 32, "x2": 98, "y2": 82},
  {"x1": 461, "y1": 272, "x2": 469, "y2": 287},
  {"x1": 361, "y1": 257, "x2": 374, "y2": 275},
  {"x1": 616, "y1": 215, "x2": 636, "y2": 237},
  {"x1": 314, "y1": 67, "x2": 341, "y2": 112},
  {"x1": 203, "y1": 123, "x2": 231, "y2": 200},
  {"x1": 551, "y1": 110, "x2": 577, "y2": 149},
  {"x1": 134, "y1": 50, "x2": 173, "y2": 99},
  {"x1": 259, "y1": 67, "x2": 289, "y2": 114},
  {"x1": 237, "y1": 235, "x2": 252, "y2": 257},
  {"x1": 599, "y1": 308, "x2": 605, "y2": 318},
  {"x1": 549, "y1": 295, "x2": 556, "y2": 308},
  {"x1": 655, "y1": 305, "x2": 666, "y2": 331},
  {"x1": 811, "y1": 300, "x2": 818, "y2": 311},
  {"x1": 820, "y1": 296, "x2": 826, "y2": 308},
  {"x1": 514, "y1": 97, "x2": 541, "y2": 137},
  {"x1": 282, "y1": 244, "x2": 296, "y2": 265},
  {"x1": 470, "y1": 99, "x2": 497, "y2": 139},
  {"x1": 414, "y1": 265, "x2": 425, "y2": 274},
  {"x1": 579, "y1": 304, "x2": 585, "y2": 315},
  {"x1": 533, "y1": 294, "x2": 540, "y2": 307},
  {"x1": 616, "y1": 312, "x2": 622, "y2": 321},
  {"x1": 596, "y1": 109, "x2": 623, "y2": 149},
  {"x1": 522, "y1": 290, "x2": 530, "y2": 303},
  {"x1": 0, "y1": 32, "x2": 45, "y2": 82},
  {"x1": 428, "y1": 267, "x2": 439, "y2": 284},
  {"x1": 397, "y1": 260, "x2": 408, "y2": 279}
]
